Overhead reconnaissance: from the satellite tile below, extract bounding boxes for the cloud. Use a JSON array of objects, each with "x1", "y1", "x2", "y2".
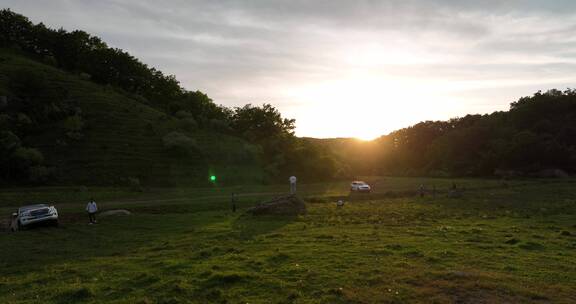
[{"x1": 4, "y1": 0, "x2": 576, "y2": 137}]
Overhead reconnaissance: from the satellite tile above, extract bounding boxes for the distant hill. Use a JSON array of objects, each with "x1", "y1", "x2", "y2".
[{"x1": 0, "y1": 49, "x2": 265, "y2": 186}]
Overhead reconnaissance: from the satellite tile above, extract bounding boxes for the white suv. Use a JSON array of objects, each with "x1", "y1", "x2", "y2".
[
  {"x1": 350, "y1": 181, "x2": 371, "y2": 193},
  {"x1": 11, "y1": 204, "x2": 58, "y2": 231}
]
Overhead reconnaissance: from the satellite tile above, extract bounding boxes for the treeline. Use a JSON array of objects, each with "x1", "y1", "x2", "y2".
[
  {"x1": 332, "y1": 89, "x2": 576, "y2": 178},
  {"x1": 0, "y1": 9, "x2": 224, "y2": 122},
  {"x1": 5, "y1": 9, "x2": 571, "y2": 183},
  {"x1": 0, "y1": 9, "x2": 338, "y2": 183}
]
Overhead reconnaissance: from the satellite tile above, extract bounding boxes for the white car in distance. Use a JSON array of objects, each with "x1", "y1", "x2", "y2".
[
  {"x1": 11, "y1": 204, "x2": 59, "y2": 231},
  {"x1": 350, "y1": 181, "x2": 371, "y2": 193}
]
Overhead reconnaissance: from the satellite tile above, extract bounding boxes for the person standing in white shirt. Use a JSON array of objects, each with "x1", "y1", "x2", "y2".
[
  {"x1": 86, "y1": 199, "x2": 98, "y2": 224},
  {"x1": 289, "y1": 176, "x2": 297, "y2": 194}
]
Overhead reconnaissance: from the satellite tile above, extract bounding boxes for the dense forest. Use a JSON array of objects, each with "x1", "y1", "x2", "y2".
[
  {"x1": 1, "y1": 9, "x2": 575, "y2": 185},
  {"x1": 379, "y1": 89, "x2": 576, "y2": 177},
  {"x1": 320, "y1": 89, "x2": 576, "y2": 178}
]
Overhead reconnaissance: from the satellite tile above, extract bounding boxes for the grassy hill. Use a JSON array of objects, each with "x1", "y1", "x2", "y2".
[{"x1": 0, "y1": 49, "x2": 265, "y2": 186}]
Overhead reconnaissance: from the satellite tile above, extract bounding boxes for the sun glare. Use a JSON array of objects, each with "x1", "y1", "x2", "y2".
[
  {"x1": 287, "y1": 75, "x2": 462, "y2": 139},
  {"x1": 354, "y1": 134, "x2": 378, "y2": 141}
]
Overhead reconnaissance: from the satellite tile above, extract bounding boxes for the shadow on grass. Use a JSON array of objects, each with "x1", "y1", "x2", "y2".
[
  {"x1": 0, "y1": 210, "x2": 227, "y2": 276},
  {"x1": 232, "y1": 213, "x2": 296, "y2": 240}
]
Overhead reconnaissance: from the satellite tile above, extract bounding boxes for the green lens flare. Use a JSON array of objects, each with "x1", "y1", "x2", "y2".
[{"x1": 210, "y1": 175, "x2": 216, "y2": 182}]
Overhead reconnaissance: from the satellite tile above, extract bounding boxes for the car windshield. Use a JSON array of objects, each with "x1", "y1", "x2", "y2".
[{"x1": 19, "y1": 204, "x2": 48, "y2": 213}]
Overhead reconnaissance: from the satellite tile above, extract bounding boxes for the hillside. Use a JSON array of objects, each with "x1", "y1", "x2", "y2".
[
  {"x1": 0, "y1": 49, "x2": 265, "y2": 186},
  {"x1": 2, "y1": 9, "x2": 575, "y2": 185}
]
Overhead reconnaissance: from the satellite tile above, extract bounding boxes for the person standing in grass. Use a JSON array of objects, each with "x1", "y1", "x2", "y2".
[
  {"x1": 231, "y1": 193, "x2": 237, "y2": 212},
  {"x1": 289, "y1": 176, "x2": 297, "y2": 194},
  {"x1": 86, "y1": 198, "x2": 98, "y2": 224}
]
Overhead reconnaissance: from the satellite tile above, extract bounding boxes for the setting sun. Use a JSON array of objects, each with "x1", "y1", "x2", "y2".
[{"x1": 284, "y1": 75, "x2": 470, "y2": 139}]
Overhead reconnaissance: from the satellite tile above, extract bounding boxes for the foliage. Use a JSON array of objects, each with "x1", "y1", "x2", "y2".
[
  {"x1": 0, "y1": 9, "x2": 232, "y2": 123},
  {"x1": 0, "y1": 131, "x2": 47, "y2": 182},
  {"x1": 0, "y1": 49, "x2": 267, "y2": 186},
  {"x1": 323, "y1": 89, "x2": 576, "y2": 177},
  {"x1": 0, "y1": 66, "x2": 82, "y2": 183},
  {"x1": 229, "y1": 104, "x2": 320, "y2": 180},
  {"x1": 61, "y1": 114, "x2": 85, "y2": 140},
  {"x1": 162, "y1": 131, "x2": 199, "y2": 155}
]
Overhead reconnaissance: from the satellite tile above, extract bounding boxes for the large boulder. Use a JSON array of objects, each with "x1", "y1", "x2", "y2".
[
  {"x1": 536, "y1": 168, "x2": 569, "y2": 178},
  {"x1": 99, "y1": 209, "x2": 132, "y2": 217},
  {"x1": 247, "y1": 195, "x2": 306, "y2": 216}
]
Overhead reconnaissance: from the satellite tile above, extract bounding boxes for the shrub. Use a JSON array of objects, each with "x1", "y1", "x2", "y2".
[
  {"x1": 78, "y1": 72, "x2": 91, "y2": 80},
  {"x1": 177, "y1": 117, "x2": 198, "y2": 131},
  {"x1": 162, "y1": 132, "x2": 199, "y2": 155},
  {"x1": 0, "y1": 114, "x2": 11, "y2": 130},
  {"x1": 12, "y1": 147, "x2": 44, "y2": 167},
  {"x1": 227, "y1": 143, "x2": 260, "y2": 162},
  {"x1": 28, "y1": 165, "x2": 51, "y2": 183},
  {"x1": 127, "y1": 177, "x2": 143, "y2": 192},
  {"x1": 42, "y1": 55, "x2": 57, "y2": 66},
  {"x1": 0, "y1": 131, "x2": 21, "y2": 155},
  {"x1": 62, "y1": 114, "x2": 84, "y2": 140},
  {"x1": 175, "y1": 110, "x2": 193, "y2": 119},
  {"x1": 144, "y1": 122, "x2": 154, "y2": 135},
  {"x1": 209, "y1": 119, "x2": 231, "y2": 133},
  {"x1": 16, "y1": 112, "x2": 32, "y2": 126}
]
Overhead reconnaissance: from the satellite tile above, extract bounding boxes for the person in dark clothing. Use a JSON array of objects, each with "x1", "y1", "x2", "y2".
[{"x1": 231, "y1": 193, "x2": 237, "y2": 212}]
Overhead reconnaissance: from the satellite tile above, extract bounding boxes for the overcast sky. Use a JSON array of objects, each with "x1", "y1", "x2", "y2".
[{"x1": 5, "y1": 1, "x2": 576, "y2": 138}]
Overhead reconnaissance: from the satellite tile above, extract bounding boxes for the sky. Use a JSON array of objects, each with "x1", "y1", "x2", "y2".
[{"x1": 5, "y1": 1, "x2": 576, "y2": 139}]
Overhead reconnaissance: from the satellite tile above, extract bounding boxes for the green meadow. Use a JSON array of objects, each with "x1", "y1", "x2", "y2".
[{"x1": 1, "y1": 177, "x2": 576, "y2": 303}]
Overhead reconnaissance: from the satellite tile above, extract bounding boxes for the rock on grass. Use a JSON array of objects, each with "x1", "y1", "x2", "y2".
[{"x1": 247, "y1": 195, "x2": 306, "y2": 216}]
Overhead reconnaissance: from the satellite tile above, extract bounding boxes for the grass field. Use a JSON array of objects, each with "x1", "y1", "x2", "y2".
[{"x1": 1, "y1": 177, "x2": 576, "y2": 303}]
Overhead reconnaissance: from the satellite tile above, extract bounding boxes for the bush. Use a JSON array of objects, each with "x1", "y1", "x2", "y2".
[
  {"x1": 78, "y1": 72, "x2": 91, "y2": 80},
  {"x1": 126, "y1": 177, "x2": 143, "y2": 192},
  {"x1": 16, "y1": 112, "x2": 32, "y2": 126},
  {"x1": 177, "y1": 117, "x2": 198, "y2": 131},
  {"x1": 0, "y1": 131, "x2": 21, "y2": 155},
  {"x1": 12, "y1": 147, "x2": 44, "y2": 166},
  {"x1": 62, "y1": 114, "x2": 84, "y2": 140},
  {"x1": 66, "y1": 131, "x2": 84, "y2": 140},
  {"x1": 175, "y1": 110, "x2": 193, "y2": 119},
  {"x1": 209, "y1": 119, "x2": 231, "y2": 133},
  {"x1": 0, "y1": 114, "x2": 11, "y2": 130},
  {"x1": 28, "y1": 165, "x2": 51, "y2": 183},
  {"x1": 225, "y1": 143, "x2": 261, "y2": 163},
  {"x1": 162, "y1": 132, "x2": 199, "y2": 155}
]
